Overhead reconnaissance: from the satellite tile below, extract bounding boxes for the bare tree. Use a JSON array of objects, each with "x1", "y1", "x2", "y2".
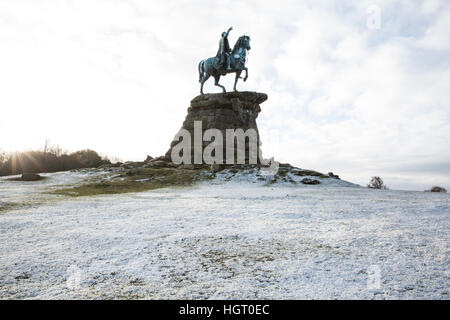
[
  {"x1": 368, "y1": 176, "x2": 388, "y2": 190},
  {"x1": 0, "y1": 149, "x2": 8, "y2": 165},
  {"x1": 43, "y1": 138, "x2": 50, "y2": 154}
]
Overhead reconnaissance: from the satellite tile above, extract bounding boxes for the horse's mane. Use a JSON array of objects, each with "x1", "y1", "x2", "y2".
[{"x1": 232, "y1": 35, "x2": 249, "y2": 54}]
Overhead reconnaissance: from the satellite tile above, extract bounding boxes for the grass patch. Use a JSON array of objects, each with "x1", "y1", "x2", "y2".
[
  {"x1": 50, "y1": 167, "x2": 205, "y2": 197},
  {"x1": 0, "y1": 202, "x2": 21, "y2": 213},
  {"x1": 0, "y1": 201, "x2": 46, "y2": 214}
]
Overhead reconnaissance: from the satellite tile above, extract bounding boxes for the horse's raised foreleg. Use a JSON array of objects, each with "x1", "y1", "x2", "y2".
[
  {"x1": 233, "y1": 71, "x2": 242, "y2": 92},
  {"x1": 214, "y1": 74, "x2": 226, "y2": 93},
  {"x1": 243, "y1": 67, "x2": 248, "y2": 82}
]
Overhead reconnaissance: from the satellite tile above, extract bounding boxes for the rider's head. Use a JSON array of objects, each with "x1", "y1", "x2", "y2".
[{"x1": 221, "y1": 32, "x2": 227, "y2": 37}]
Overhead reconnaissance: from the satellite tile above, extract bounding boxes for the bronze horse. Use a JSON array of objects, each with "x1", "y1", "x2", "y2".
[{"x1": 198, "y1": 35, "x2": 251, "y2": 94}]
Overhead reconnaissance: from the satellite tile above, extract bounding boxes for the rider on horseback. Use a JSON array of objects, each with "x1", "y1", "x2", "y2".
[
  {"x1": 216, "y1": 26, "x2": 233, "y2": 72},
  {"x1": 198, "y1": 27, "x2": 250, "y2": 94}
]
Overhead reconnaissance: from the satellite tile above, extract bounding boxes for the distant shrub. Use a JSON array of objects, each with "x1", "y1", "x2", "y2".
[
  {"x1": 69, "y1": 149, "x2": 105, "y2": 168},
  {"x1": 368, "y1": 176, "x2": 388, "y2": 190},
  {"x1": 426, "y1": 186, "x2": 447, "y2": 193}
]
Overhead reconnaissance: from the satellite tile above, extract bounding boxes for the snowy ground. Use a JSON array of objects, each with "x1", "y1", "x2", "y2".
[{"x1": 0, "y1": 171, "x2": 449, "y2": 299}]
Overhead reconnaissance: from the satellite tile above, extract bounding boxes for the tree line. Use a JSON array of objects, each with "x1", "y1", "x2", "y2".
[{"x1": 0, "y1": 145, "x2": 110, "y2": 176}]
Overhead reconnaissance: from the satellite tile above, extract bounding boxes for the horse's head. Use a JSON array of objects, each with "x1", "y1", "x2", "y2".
[
  {"x1": 233, "y1": 35, "x2": 251, "y2": 52},
  {"x1": 242, "y1": 35, "x2": 251, "y2": 50}
]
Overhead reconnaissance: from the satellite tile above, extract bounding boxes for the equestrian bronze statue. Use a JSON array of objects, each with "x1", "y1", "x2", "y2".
[{"x1": 198, "y1": 27, "x2": 251, "y2": 94}]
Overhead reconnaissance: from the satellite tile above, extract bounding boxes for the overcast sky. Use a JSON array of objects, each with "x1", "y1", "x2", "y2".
[{"x1": 0, "y1": 0, "x2": 449, "y2": 190}]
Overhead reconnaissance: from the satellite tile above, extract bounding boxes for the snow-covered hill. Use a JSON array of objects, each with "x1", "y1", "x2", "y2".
[{"x1": 0, "y1": 171, "x2": 448, "y2": 299}]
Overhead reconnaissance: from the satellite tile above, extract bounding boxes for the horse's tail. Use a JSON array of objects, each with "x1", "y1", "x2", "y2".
[{"x1": 198, "y1": 60, "x2": 204, "y2": 82}]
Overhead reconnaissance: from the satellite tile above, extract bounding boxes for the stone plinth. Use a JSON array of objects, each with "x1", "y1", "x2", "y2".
[{"x1": 165, "y1": 91, "x2": 268, "y2": 164}]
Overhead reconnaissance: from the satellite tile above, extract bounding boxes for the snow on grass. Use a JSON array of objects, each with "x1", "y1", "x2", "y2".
[
  {"x1": 212, "y1": 166, "x2": 358, "y2": 187},
  {"x1": 0, "y1": 171, "x2": 95, "y2": 213},
  {"x1": 0, "y1": 171, "x2": 449, "y2": 299}
]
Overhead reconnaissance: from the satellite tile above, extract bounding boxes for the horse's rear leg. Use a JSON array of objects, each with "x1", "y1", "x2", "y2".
[
  {"x1": 214, "y1": 75, "x2": 226, "y2": 93},
  {"x1": 200, "y1": 74, "x2": 210, "y2": 94}
]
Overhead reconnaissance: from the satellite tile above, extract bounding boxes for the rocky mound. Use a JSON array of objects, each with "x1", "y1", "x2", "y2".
[
  {"x1": 52, "y1": 91, "x2": 354, "y2": 196},
  {"x1": 53, "y1": 158, "x2": 350, "y2": 197}
]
